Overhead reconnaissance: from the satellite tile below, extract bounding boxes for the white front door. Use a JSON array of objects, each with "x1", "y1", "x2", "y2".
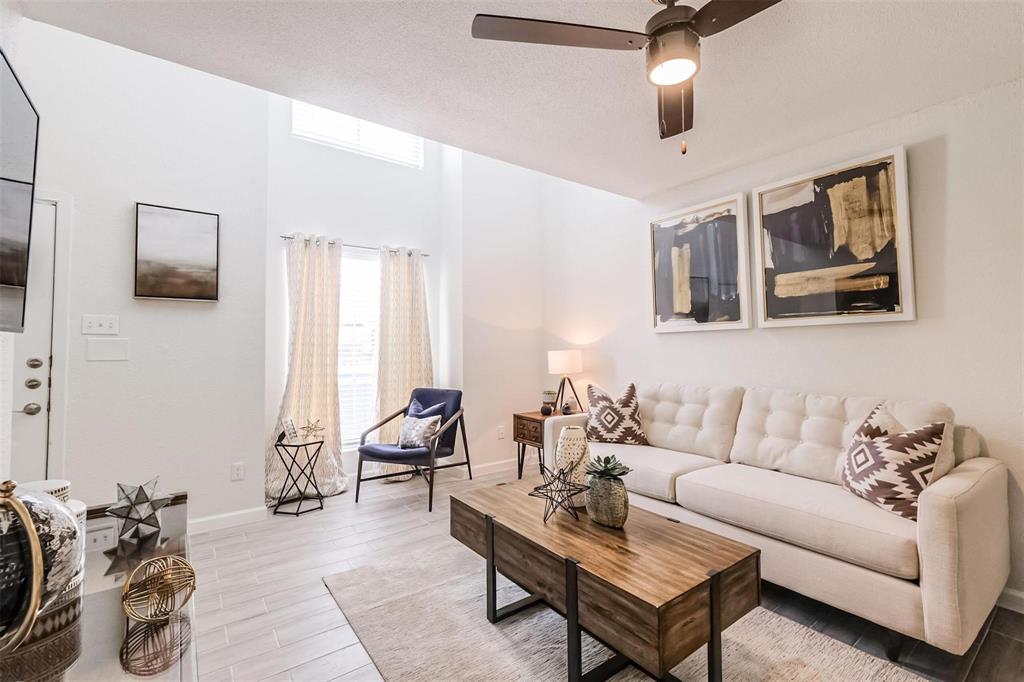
[{"x1": 0, "y1": 199, "x2": 56, "y2": 482}]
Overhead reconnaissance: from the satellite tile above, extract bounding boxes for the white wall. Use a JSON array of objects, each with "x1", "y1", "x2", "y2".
[
  {"x1": 460, "y1": 152, "x2": 545, "y2": 469},
  {"x1": 264, "y1": 94, "x2": 447, "y2": 456},
  {"x1": 539, "y1": 80, "x2": 1024, "y2": 592},
  {"x1": 264, "y1": 134, "x2": 546, "y2": 473},
  {"x1": 3, "y1": 17, "x2": 269, "y2": 520}
]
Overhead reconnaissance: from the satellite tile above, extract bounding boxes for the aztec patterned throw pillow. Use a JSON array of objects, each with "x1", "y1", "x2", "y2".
[
  {"x1": 586, "y1": 384, "x2": 649, "y2": 445},
  {"x1": 840, "y1": 404, "x2": 947, "y2": 521},
  {"x1": 399, "y1": 415, "x2": 441, "y2": 448}
]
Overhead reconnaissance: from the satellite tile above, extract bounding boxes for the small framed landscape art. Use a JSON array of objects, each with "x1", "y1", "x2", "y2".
[
  {"x1": 650, "y1": 193, "x2": 750, "y2": 333},
  {"x1": 753, "y1": 147, "x2": 915, "y2": 328},
  {"x1": 135, "y1": 203, "x2": 219, "y2": 301}
]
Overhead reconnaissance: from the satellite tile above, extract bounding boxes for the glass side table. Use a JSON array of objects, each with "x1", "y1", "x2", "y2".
[{"x1": 0, "y1": 498, "x2": 196, "y2": 682}]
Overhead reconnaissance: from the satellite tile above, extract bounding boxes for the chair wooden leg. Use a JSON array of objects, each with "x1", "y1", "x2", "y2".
[
  {"x1": 428, "y1": 451, "x2": 437, "y2": 512},
  {"x1": 355, "y1": 456, "x2": 363, "y2": 503},
  {"x1": 460, "y1": 416, "x2": 473, "y2": 480}
]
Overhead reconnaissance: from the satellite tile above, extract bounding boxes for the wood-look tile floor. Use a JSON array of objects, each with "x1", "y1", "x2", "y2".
[{"x1": 192, "y1": 468, "x2": 1022, "y2": 681}]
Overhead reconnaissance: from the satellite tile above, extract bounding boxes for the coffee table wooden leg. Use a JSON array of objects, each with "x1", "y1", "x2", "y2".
[
  {"x1": 485, "y1": 514, "x2": 543, "y2": 624},
  {"x1": 707, "y1": 570, "x2": 722, "y2": 682}
]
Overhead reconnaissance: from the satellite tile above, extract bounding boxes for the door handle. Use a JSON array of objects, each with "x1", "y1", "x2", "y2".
[
  {"x1": 26, "y1": 358, "x2": 44, "y2": 369},
  {"x1": 24, "y1": 378, "x2": 42, "y2": 390},
  {"x1": 14, "y1": 403, "x2": 42, "y2": 416}
]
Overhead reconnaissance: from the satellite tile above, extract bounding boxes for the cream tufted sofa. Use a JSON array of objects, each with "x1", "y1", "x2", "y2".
[{"x1": 542, "y1": 383, "x2": 1009, "y2": 656}]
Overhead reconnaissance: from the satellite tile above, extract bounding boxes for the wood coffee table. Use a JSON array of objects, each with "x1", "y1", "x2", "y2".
[{"x1": 450, "y1": 479, "x2": 760, "y2": 682}]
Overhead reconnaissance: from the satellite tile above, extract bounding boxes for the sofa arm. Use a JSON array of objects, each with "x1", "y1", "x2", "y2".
[
  {"x1": 542, "y1": 414, "x2": 588, "y2": 468},
  {"x1": 918, "y1": 457, "x2": 1009, "y2": 654}
]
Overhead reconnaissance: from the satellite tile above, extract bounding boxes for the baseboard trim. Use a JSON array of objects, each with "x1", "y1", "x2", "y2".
[
  {"x1": 188, "y1": 505, "x2": 267, "y2": 534},
  {"x1": 998, "y1": 586, "x2": 1024, "y2": 614},
  {"x1": 447, "y1": 457, "x2": 517, "y2": 480}
]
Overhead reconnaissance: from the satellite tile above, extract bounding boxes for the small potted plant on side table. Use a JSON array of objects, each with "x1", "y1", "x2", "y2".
[{"x1": 584, "y1": 455, "x2": 633, "y2": 529}]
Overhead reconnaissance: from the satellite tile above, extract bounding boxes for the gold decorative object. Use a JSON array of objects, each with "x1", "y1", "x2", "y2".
[
  {"x1": 121, "y1": 555, "x2": 196, "y2": 623},
  {"x1": 299, "y1": 418, "x2": 325, "y2": 440},
  {"x1": 0, "y1": 480, "x2": 44, "y2": 656}
]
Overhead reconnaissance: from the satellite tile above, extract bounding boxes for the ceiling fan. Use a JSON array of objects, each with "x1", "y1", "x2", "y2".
[{"x1": 472, "y1": 0, "x2": 781, "y2": 142}]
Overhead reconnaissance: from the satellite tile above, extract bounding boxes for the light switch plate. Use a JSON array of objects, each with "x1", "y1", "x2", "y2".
[
  {"x1": 82, "y1": 314, "x2": 119, "y2": 335},
  {"x1": 86, "y1": 338, "x2": 130, "y2": 361}
]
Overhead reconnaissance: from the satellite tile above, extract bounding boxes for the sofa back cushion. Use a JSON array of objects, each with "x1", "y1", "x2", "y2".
[
  {"x1": 637, "y1": 384, "x2": 745, "y2": 461},
  {"x1": 730, "y1": 387, "x2": 954, "y2": 484}
]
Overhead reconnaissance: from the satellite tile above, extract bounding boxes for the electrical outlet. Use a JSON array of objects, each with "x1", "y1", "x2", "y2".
[
  {"x1": 231, "y1": 461, "x2": 245, "y2": 482},
  {"x1": 497, "y1": 425, "x2": 505, "y2": 440},
  {"x1": 87, "y1": 523, "x2": 117, "y2": 552},
  {"x1": 82, "y1": 314, "x2": 119, "y2": 335}
]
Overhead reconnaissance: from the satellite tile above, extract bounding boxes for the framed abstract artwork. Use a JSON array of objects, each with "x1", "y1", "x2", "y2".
[
  {"x1": 135, "y1": 203, "x2": 219, "y2": 301},
  {"x1": 752, "y1": 147, "x2": 915, "y2": 328},
  {"x1": 650, "y1": 193, "x2": 750, "y2": 333}
]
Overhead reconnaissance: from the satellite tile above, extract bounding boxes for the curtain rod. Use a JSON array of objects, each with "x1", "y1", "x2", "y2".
[{"x1": 279, "y1": 234, "x2": 430, "y2": 257}]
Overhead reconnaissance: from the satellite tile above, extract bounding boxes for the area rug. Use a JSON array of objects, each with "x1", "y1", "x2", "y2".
[{"x1": 325, "y1": 540, "x2": 924, "y2": 681}]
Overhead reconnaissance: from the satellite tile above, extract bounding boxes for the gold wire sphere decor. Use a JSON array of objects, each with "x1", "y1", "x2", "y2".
[{"x1": 121, "y1": 555, "x2": 197, "y2": 623}]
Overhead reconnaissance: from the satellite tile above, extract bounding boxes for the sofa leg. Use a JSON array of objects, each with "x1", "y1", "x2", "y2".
[{"x1": 883, "y1": 629, "x2": 904, "y2": 662}]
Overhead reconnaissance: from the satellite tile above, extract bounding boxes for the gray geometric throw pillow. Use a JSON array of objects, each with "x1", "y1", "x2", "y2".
[
  {"x1": 399, "y1": 415, "x2": 441, "y2": 449},
  {"x1": 840, "y1": 404, "x2": 946, "y2": 522}
]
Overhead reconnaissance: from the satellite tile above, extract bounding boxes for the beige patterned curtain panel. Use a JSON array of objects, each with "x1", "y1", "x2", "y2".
[
  {"x1": 265, "y1": 234, "x2": 348, "y2": 504},
  {"x1": 374, "y1": 246, "x2": 434, "y2": 480}
]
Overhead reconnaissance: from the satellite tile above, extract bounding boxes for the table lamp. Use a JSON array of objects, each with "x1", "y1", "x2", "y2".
[{"x1": 548, "y1": 349, "x2": 583, "y2": 412}]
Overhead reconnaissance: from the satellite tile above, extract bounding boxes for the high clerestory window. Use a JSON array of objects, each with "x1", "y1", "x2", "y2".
[{"x1": 291, "y1": 100, "x2": 424, "y2": 169}]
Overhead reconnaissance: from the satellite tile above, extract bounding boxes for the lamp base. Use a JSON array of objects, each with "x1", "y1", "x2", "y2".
[{"x1": 554, "y1": 377, "x2": 582, "y2": 413}]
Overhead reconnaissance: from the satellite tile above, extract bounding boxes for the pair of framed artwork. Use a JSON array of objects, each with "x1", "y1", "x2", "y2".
[{"x1": 651, "y1": 147, "x2": 914, "y2": 332}]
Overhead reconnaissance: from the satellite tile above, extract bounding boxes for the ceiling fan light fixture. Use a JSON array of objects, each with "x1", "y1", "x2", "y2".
[
  {"x1": 648, "y1": 58, "x2": 698, "y2": 86},
  {"x1": 646, "y1": 27, "x2": 700, "y2": 86}
]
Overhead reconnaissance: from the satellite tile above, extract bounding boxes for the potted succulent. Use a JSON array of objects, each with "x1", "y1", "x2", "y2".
[{"x1": 584, "y1": 455, "x2": 633, "y2": 528}]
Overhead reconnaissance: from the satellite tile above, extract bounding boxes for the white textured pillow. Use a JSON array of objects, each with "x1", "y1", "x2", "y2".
[{"x1": 399, "y1": 415, "x2": 441, "y2": 448}]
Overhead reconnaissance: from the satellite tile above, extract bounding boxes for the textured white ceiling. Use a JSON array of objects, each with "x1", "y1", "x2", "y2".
[{"x1": 19, "y1": 1, "x2": 1023, "y2": 198}]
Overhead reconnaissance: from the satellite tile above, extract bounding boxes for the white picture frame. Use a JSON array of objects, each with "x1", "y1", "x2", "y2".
[
  {"x1": 650, "y1": 192, "x2": 751, "y2": 333},
  {"x1": 752, "y1": 147, "x2": 915, "y2": 328}
]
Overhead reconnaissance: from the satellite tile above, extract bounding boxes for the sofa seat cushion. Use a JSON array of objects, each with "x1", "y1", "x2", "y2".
[
  {"x1": 589, "y1": 442, "x2": 721, "y2": 503},
  {"x1": 675, "y1": 463, "x2": 919, "y2": 579}
]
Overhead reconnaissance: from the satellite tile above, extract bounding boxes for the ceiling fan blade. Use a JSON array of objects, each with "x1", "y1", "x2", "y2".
[
  {"x1": 472, "y1": 14, "x2": 647, "y2": 50},
  {"x1": 657, "y1": 79, "x2": 693, "y2": 140},
  {"x1": 690, "y1": 0, "x2": 782, "y2": 38}
]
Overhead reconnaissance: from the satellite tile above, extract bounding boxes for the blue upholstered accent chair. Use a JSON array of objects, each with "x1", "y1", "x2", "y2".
[{"x1": 356, "y1": 388, "x2": 471, "y2": 512}]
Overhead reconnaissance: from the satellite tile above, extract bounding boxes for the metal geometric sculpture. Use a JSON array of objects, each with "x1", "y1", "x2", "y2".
[
  {"x1": 121, "y1": 555, "x2": 196, "y2": 623},
  {"x1": 529, "y1": 465, "x2": 589, "y2": 523},
  {"x1": 299, "y1": 418, "x2": 325, "y2": 440},
  {"x1": 105, "y1": 478, "x2": 171, "y2": 539}
]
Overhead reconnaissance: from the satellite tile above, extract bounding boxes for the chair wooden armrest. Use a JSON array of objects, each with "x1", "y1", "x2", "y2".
[
  {"x1": 427, "y1": 409, "x2": 464, "y2": 446},
  {"x1": 360, "y1": 405, "x2": 408, "y2": 445}
]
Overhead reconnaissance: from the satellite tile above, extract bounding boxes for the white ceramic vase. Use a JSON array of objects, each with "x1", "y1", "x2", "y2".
[{"x1": 555, "y1": 426, "x2": 589, "y2": 508}]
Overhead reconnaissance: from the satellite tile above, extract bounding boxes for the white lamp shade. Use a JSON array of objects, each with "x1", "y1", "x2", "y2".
[{"x1": 548, "y1": 349, "x2": 583, "y2": 375}]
